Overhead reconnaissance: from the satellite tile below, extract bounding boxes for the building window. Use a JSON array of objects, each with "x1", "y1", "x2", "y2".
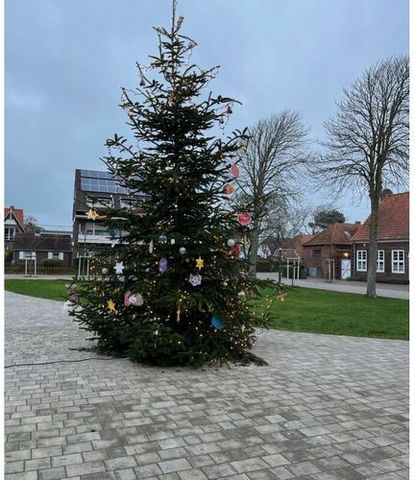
[
  {"x1": 313, "y1": 249, "x2": 321, "y2": 257},
  {"x1": 356, "y1": 250, "x2": 367, "y2": 271},
  {"x1": 377, "y1": 250, "x2": 385, "y2": 273},
  {"x1": 48, "y1": 252, "x2": 64, "y2": 261},
  {"x1": 391, "y1": 250, "x2": 405, "y2": 274},
  {"x1": 5, "y1": 227, "x2": 15, "y2": 241},
  {"x1": 19, "y1": 251, "x2": 36, "y2": 260}
]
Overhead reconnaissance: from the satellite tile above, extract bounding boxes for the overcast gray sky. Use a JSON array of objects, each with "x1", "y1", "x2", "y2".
[{"x1": 5, "y1": 0, "x2": 408, "y2": 230}]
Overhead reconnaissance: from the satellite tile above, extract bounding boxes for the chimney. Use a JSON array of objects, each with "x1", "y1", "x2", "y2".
[
  {"x1": 10, "y1": 205, "x2": 14, "y2": 210},
  {"x1": 380, "y1": 188, "x2": 393, "y2": 202},
  {"x1": 355, "y1": 221, "x2": 361, "y2": 225}
]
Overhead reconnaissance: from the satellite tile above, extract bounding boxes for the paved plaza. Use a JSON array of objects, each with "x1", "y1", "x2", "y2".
[{"x1": 5, "y1": 292, "x2": 409, "y2": 479}]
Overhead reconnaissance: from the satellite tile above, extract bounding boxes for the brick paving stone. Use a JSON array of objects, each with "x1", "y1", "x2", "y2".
[
  {"x1": 38, "y1": 467, "x2": 67, "y2": 480},
  {"x1": 6, "y1": 472, "x2": 38, "y2": 480},
  {"x1": 134, "y1": 462, "x2": 163, "y2": 477},
  {"x1": 202, "y1": 462, "x2": 238, "y2": 479},
  {"x1": 4, "y1": 292, "x2": 409, "y2": 480},
  {"x1": 231, "y1": 457, "x2": 270, "y2": 473}
]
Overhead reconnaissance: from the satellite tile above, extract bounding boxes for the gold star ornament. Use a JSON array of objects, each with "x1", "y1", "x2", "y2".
[
  {"x1": 86, "y1": 208, "x2": 99, "y2": 220},
  {"x1": 107, "y1": 299, "x2": 117, "y2": 314},
  {"x1": 195, "y1": 256, "x2": 204, "y2": 270}
]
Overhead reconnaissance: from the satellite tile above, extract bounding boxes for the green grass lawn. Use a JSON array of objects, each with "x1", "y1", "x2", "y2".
[
  {"x1": 5, "y1": 279, "x2": 70, "y2": 302},
  {"x1": 4, "y1": 280, "x2": 409, "y2": 340},
  {"x1": 254, "y1": 286, "x2": 409, "y2": 340}
]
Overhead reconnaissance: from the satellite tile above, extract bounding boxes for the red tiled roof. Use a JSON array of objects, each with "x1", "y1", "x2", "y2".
[
  {"x1": 352, "y1": 192, "x2": 409, "y2": 242},
  {"x1": 304, "y1": 223, "x2": 360, "y2": 246},
  {"x1": 4, "y1": 207, "x2": 25, "y2": 228}
]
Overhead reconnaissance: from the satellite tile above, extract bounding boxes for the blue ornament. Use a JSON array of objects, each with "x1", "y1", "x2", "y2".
[
  {"x1": 159, "y1": 257, "x2": 168, "y2": 274},
  {"x1": 211, "y1": 315, "x2": 224, "y2": 330}
]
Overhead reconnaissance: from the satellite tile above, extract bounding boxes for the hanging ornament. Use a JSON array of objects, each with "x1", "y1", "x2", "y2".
[
  {"x1": 219, "y1": 115, "x2": 224, "y2": 124},
  {"x1": 226, "y1": 104, "x2": 233, "y2": 115},
  {"x1": 176, "y1": 306, "x2": 181, "y2": 322},
  {"x1": 188, "y1": 274, "x2": 202, "y2": 286},
  {"x1": 230, "y1": 164, "x2": 240, "y2": 178},
  {"x1": 223, "y1": 280, "x2": 229, "y2": 287},
  {"x1": 114, "y1": 262, "x2": 124, "y2": 275},
  {"x1": 238, "y1": 291, "x2": 247, "y2": 300},
  {"x1": 149, "y1": 240, "x2": 154, "y2": 254},
  {"x1": 211, "y1": 315, "x2": 224, "y2": 330},
  {"x1": 227, "y1": 239, "x2": 236, "y2": 247},
  {"x1": 107, "y1": 299, "x2": 117, "y2": 314},
  {"x1": 179, "y1": 247, "x2": 187, "y2": 255},
  {"x1": 158, "y1": 235, "x2": 167, "y2": 243},
  {"x1": 241, "y1": 325, "x2": 246, "y2": 332},
  {"x1": 277, "y1": 292, "x2": 287, "y2": 302},
  {"x1": 159, "y1": 257, "x2": 168, "y2": 274},
  {"x1": 102, "y1": 267, "x2": 109, "y2": 275},
  {"x1": 129, "y1": 293, "x2": 144, "y2": 306},
  {"x1": 170, "y1": 238, "x2": 176, "y2": 245},
  {"x1": 195, "y1": 256, "x2": 204, "y2": 270},
  {"x1": 230, "y1": 244, "x2": 241, "y2": 257},
  {"x1": 140, "y1": 74, "x2": 145, "y2": 86},
  {"x1": 124, "y1": 291, "x2": 132, "y2": 307},
  {"x1": 223, "y1": 184, "x2": 234, "y2": 195},
  {"x1": 86, "y1": 208, "x2": 99, "y2": 221},
  {"x1": 237, "y1": 212, "x2": 252, "y2": 226}
]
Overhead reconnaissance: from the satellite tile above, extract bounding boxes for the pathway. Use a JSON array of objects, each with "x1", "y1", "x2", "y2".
[
  {"x1": 256, "y1": 273, "x2": 409, "y2": 300},
  {"x1": 5, "y1": 292, "x2": 409, "y2": 479}
]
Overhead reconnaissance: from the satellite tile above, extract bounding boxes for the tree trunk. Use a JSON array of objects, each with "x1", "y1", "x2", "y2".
[
  {"x1": 366, "y1": 198, "x2": 379, "y2": 298},
  {"x1": 248, "y1": 222, "x2": 259, "y2": 278}
]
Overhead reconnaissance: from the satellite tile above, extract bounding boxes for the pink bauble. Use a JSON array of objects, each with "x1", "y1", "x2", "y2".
[
  {"x1": 237, "y1": 212, "x2": 252, "y2": 226},
  {"x1": 230, "y1": 164, "x2": 240, "y2": 178}
]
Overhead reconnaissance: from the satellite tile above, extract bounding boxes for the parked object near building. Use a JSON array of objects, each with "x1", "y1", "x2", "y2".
[
  {"x1": 4, "y1": 206, "x2": 25, "y2": 255},
  {"x1": 351, "y1": 192, "x2": 409, "y2": 284},
  {"x1": 303, "y1": 223, "x2": 361, "y2": 280}
]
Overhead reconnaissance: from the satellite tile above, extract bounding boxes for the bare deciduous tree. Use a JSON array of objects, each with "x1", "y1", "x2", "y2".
[
  {"x1": 237, "y1": 111, "x2": 310, "y2": 275},
  {"x1": 314, "y1": 56, "x2": 409, "y2": 297}
]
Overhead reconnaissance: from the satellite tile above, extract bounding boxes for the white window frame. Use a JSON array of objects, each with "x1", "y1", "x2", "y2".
[
  {"x1": 356, "y1": 250, "x2": 367, "y2": 272},
  {"x1": 5, "y1": 227, "x2": 15, "y2": 241},
  {"x1": 391, "y1": 250, "x2": 405, "y2": 274},
  {"x1": 376, "y1": 250, "x2": 385, "y2": 273}
]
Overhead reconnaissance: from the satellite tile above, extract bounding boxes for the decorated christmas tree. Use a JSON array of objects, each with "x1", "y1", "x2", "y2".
[{"x1": 71, "y1": 2, "x2": 278, "y2": 367}]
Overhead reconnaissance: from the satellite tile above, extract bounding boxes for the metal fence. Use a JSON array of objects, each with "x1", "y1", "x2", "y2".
[{"x1": 5, "y1": 264, "x2": 77, "y2": 276}]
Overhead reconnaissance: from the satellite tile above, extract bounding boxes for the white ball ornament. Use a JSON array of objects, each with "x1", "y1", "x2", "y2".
[
  {"x1": 179, "y1": 247, "x2": 187, "y2": 255},
  {"x1": 102, "y1": 267, "x2": 109, "y2": 275},
  {"x1": 227, "y1": 239, "x2": 236, "y2": 247}
]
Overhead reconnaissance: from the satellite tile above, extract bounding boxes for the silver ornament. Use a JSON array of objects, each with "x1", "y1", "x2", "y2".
[
  {"x1": 227, "y1": 239, "x2": 236, "y2": 247},
  {"x1": 179, "y1": 247, "x2": 187, "y2": 255},
  {"x1": 188, "y1": 274, "x2": 202, "y2": 286},
  {"x1": 102, "y1": 267, "x2": 109, "y2": 275}
]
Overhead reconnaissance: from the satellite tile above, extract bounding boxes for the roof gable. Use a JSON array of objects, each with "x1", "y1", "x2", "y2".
[
  {"x1": 4, "y1": 207, "x2": 25, "y2": 230},
  {"x1": 304, "y1": 223, "x2": 360, "y2": 246},
  {"x1": 352, "y1": 192, "x2": 409, "y2": 242}
]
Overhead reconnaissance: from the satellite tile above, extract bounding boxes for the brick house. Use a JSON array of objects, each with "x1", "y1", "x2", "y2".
[
  {"x1": 13, "y1": 232, "x2": 72, "y2": 266},
  {"x1": 351, "y1": 192, "x2": 409, "y2": 283},
  {"x1": 282, "y1": 234, "x2": 315, "y2": 265},
  {"x1": 4, "y1": 206, "x2": 25, "y2": 254},
  {"x1": 303, "y1": 223, "x2": 361, "y2": 279}
]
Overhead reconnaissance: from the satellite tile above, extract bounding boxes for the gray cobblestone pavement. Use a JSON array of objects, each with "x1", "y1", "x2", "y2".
[{"x1": 5, "y1": 291, "x2": 409, "y2": 479}]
